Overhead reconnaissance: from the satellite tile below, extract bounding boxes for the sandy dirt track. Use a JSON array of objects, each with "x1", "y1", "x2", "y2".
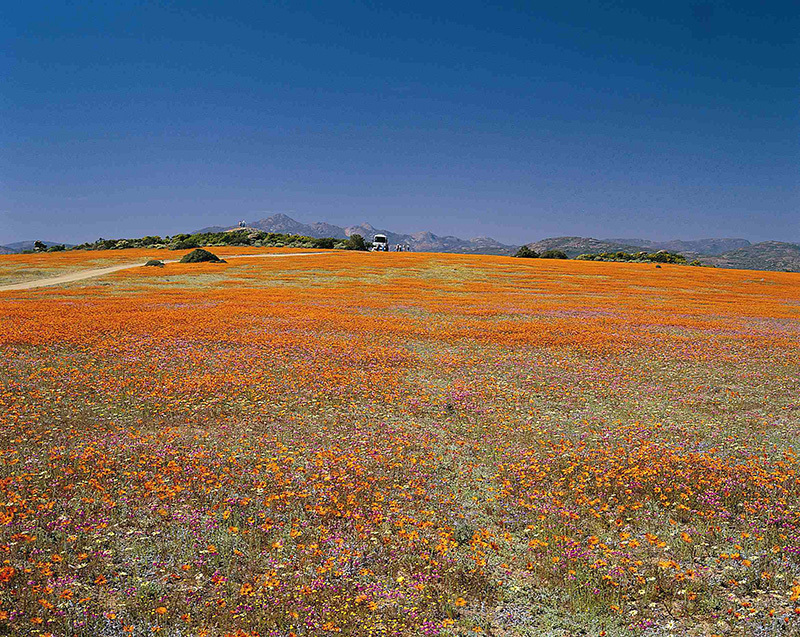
[{"x1": 0, "y1": 252, "x2": 329, "y2": 292}]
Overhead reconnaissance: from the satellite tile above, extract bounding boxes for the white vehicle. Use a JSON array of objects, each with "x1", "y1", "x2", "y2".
[{"x1": 371, "y1": 234, "x2": 389, "y2": 251}]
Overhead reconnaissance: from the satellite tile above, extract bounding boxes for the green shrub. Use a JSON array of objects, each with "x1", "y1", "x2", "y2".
[
  {"x1": 144, "y1": 260, "x2": 165, "y2": 267},
  {"x1": 514, "y1": 246, "x2": 540, "y2": 258},
  {"x1": 313, "y1": 238, "x2": 336, "y2": 249},
  {"x1": 179, "y1": 248, "x2": 226, "y2": 264},
  {"x1": 576, "y1": 250, "x2": 687, "y2": 265},
  {"x1": 69, "y1": 229, "x2": 342, "y2": 253},
  {"x1": 647, "y1": 250, "x2": 685, "y2": 264},
  {"x1": 173, "y1": 239, "x2": 199, "y2": 250},
  {"x1": 344, "y1": 234, "x2": 368, "y2": 251},
  {"x1": 541, "y1": 249, "x2": 568, "y2": 259},
  {"x1": 454, "y1": 522, "x2": 475, "y2": 546}
]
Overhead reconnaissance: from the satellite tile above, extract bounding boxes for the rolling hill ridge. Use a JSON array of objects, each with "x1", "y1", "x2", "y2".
[
  {"x1": 3, "y1": 216, "x2": 798, "y2": 272},
  {"x1": 196, "y1": 214, "x2": 517, "y2": 255}
]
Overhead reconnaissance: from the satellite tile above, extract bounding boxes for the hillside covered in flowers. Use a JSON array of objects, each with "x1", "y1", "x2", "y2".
[{"x1": 0, "y1": 249, "x2": 798, "y2": 636}]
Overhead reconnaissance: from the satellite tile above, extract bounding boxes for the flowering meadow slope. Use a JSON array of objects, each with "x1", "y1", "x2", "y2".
[{"x1": 0, "y1": 250, "x2": 799, "y2": 636}]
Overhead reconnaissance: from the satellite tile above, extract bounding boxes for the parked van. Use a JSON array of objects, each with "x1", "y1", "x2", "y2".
[{"x1": 371, "y1": 234, "x2": 389, "y2": 251}]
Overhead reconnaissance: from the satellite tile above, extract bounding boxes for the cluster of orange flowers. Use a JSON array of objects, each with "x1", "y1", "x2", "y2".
[{"x1": 0, "y1": 248, "x2": 798, "y2": 635}]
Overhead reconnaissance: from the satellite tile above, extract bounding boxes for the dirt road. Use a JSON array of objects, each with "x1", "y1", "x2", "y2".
[{"x1": 0, "y1": 252, "x2": 329, "y2": 292}]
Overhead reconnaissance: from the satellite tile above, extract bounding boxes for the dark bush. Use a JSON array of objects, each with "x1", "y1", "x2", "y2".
[
  {"x1": 173, "y1": 239, "x2": 200, "y2": 250},
  {"x1": 514, "y1": 245, "x2": 540, "y2": 258},
  {"x1": 313, "y1": 237, "x2": 336, "y2": 249},
  {"x1": 144, "y1": 260, "x2": 165, "y2": 267},
  {"x1": 647, "y1": 250, "x2": 685, "y2": 264},
  {"x1": 179, "y1": 248, "x2": 226, "y2": 264},
  {"x1": 541, "y1": 249, "x2": 568, "y2": 259},
  {"x1": 344, "y1": 234, "x2": 368, "y2": 251},
  {"x1": 454, "y1": 522, "x2": 475, "y2": 546},
  {"x1": 97, "y1": 239, "x2": 118, "y2": 250},
  {"x1": 575, "y1": 250, "x2": 686, "y2": 264},
  {"x1": 69, "y1": 229, "x2": 341, "y2": 253}
]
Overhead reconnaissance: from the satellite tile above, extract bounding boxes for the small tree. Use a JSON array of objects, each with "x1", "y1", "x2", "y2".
[
  {"x1": 33, "y1": 240, "x2": 47, "y2": 252},
  {"x1": 345, "y1": 234, "x2": 368, "y2": 251},
  {"x1": 313, "y1": 237, "x2": 336, "y2": 249},
  {"x1": 179, "y1": 248, "x2": 226, "y2": 263},
  {"x1": 173, "y1": 238, "x2": 200, "y2": 250},
  {"x1": 541, "y1": 249, "x2": 568, "y2": 259},
  {"x1": 514, "y1": 245, "x2": 540, "y2": 258},
  {"x1": 647, "y1": 251, "x2": 685, "y2": 264}
]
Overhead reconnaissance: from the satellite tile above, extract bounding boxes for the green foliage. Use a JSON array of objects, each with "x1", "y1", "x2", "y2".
[
  {"x1": 313, "y1": 237, "x2": 336, "y2": 249},
  {"x1": 173, "y1": 238, "x2": 200, "y2": 250},
  {"x1": 95, "y1": 239, "x2": 119, "y2": 250},
  {"x1": 514, "y1": 245, "x2": 540, "y2": 258},
  {"x1": 69, "y1": 229, "x2": 344, "y2": 252},
  {"x1": 179, "y1": 249, "x2": 226, "y2": 264},
  {"x1": 344, "y1": 234, "x2": 368, "y2": 251},
  {"x1": 575, "y1": 250, "x2": 686, "y2": 264},
  {"x1": 454, "y1": 522, "x2": 475, "y2": 546},
  {"x1": 144, "y1": 260, "x2": 165, "y2": 267},
  {"x1": 540, "y1": 249, "x2": 568, "y2": 259},
  {"x1": 46, "y1": 244, "x2": 66, "y2": 252},
  {"x1": 648, "y1": 250, "x2": 685, "y2": 264},
  {"x1": 33, "y1": 240, "x2": 47, "y2": 252}
]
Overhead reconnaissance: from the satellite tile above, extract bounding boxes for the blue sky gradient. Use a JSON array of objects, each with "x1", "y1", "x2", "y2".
[{"x1": 2, "y1": 1, "x2": 797, "y2": 244}]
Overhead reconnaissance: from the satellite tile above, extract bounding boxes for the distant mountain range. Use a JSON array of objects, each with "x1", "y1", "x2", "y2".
[
  {"x1": 2, "y1": 215, "x2": 798, "y2": 272},
  {"x1": 525, "y1": 236, "x2": 800, "y2": 272},
  {"x1": 195, "y1": 215, "x2": 800, "y2": 270},
  {"x1": 607, "y1": 237, "x2": 752, "y2": 256},
  {"x1": 698, "y1": 241, "x2": 800, "y2": 272},
  {"x1": 196, "y1": 214, "x2": 517, "y2": 255},
  {"x1": 527, "y1": 236, "x2": 753, "y2": 257}
]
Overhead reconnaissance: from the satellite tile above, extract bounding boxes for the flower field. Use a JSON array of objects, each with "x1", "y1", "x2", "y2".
[{"x1": 0, "y1": 249, "x2": 799, "y2": 636}]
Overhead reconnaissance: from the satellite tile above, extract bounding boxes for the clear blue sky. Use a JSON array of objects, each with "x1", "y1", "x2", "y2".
[{"x1": 2, "y1": 1, "x2": 798, "y2": 245}]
